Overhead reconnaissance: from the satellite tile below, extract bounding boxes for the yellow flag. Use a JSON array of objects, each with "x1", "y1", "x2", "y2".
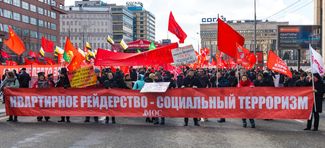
[
  {"x1": 120, "y1": 39, "x2": 128, "y2": 50},
  {"x1": 39, "y1": 47, "x2": 45, "y2": 57},
  {"x1": 107, "y1": 35, "x2": 115, "y2": 45},
  {"x1": 55, "y1": 46, "x2": 64, "y2": 54},
  {"x1": 86, "y1": 42, "x2": 92, "y2": 49}
]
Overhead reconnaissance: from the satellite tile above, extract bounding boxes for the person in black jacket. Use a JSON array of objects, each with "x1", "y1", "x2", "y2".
[
  {"x1": 253, "y1": 73, "x2": 266, "y2": 87},
  {"x1": 18, "y1": 68, "x2": 31, "y2": 88},
  {"x1": 158, "y1": 71, "x2": 176, "y2": 125},
  {"x1": 214, "y1": 72, "x2": 230, "y2": 123},
  {"x1": 103, "y1": 72, "x2": 117, "y2": 124},
  {"x1": 56, "y1": 68, "x2": 71, "y2": 123},
  {"x1": 304, "y1": 73, "x2": 324, "y2": 131},
  {"x1": 182, "y1": 70, "x2": 201, "y2": 126},
  {"x1": 296, "y1": 73, "x2": 309, "y2": 87},
  {"x1": 197, "y1": 68, "x2": 210, "y2": 88}
]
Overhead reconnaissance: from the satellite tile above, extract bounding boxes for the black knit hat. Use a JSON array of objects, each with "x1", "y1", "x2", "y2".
[
  {"x1": 37, "y1": 72, "x2": 45, "y2": 77},
  {"x1": 60, "y1": 68, "x2": 68, "y2": 75}
]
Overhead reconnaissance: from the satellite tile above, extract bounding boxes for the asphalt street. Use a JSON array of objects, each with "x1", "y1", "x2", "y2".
[{"x1": 0, "y1": 114, "x2": 325, "y2": 148}]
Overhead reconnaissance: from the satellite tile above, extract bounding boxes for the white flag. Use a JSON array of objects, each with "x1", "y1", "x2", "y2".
[{"x1": 310, "y1": 45, "x2": 325, "y2": 75}]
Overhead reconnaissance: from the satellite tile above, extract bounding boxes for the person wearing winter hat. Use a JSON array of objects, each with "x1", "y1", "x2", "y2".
[{"x1": 304, "y1": 73, "x2": 325, "y2": 131}]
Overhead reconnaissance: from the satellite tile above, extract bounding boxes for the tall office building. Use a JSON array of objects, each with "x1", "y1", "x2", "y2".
[
  {"x1": 314, "y1": 0, "x2": 325, "y2": 62},
  {"x1": 0, "y1": 0, "x2": 65, "y2": 58},
  {"x1": 110, "y1": 4, "x2": 133, "y2": 43},
  {"x1": 127, "y1": 2, "x2": 155, "y2": 41},
  {"x1": 60, "y1": 0, "x2": 113, "y2": 50}
]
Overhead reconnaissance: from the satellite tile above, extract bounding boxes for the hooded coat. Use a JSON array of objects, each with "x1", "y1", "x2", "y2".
[{"x1": 133, "y1": 75, "x2": 145, "y2": 90}]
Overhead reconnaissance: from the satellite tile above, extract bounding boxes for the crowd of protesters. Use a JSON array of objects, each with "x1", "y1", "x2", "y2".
[{"x1": 0, "y1": 66, "x2": 324, "y2": 131}]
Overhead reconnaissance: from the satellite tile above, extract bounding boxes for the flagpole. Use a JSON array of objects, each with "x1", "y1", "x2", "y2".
[
  {"x1": 309, "y1": 44, "x2": 317, "y2": 115},
  {"x1": 216, "y1": 66, "x2": 219, "y2": 88},
  {"x1": 236, "y1": 64, "x2": 240, "y2": 83}
]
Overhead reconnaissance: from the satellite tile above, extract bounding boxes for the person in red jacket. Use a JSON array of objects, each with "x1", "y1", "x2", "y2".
[{"x1": 238, "y1": 75, "x2": 255, "y2": 128}]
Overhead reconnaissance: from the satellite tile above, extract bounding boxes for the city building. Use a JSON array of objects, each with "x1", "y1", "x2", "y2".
[
  {"x1": 60, "y1": 0, "x2": 113, "y2": 50},
  {"x1": 0, "y1": 0, "x2": 65, "y2": 58},
  {"x1": 200, "y1": 19, "x2": 288, "y2": 64},
  {"x1": 314, "y1": 0, "x2": 325, "y2": 62},
  {"x1": 127, "y1": 2, "x2": 155, "y2": 41},
  {"x1": 161, "y1": 39, "x2": 171, "y2": 45},
  {"x1": 109, "y1": 4, "x2": 133, "y2": 43}
]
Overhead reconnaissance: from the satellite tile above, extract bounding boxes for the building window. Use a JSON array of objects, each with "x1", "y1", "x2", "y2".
[
  {"x1": 13, "y1": 0, "x2": 20, "y2": 7},
  {"x1": 23, "y1": 29, "x2": 29, "y2": 36},
  {"x1": 13, "y1": 12, "x2": 21, "y2": 21},
  {"x1": 51, "y1": 23, "x2": 56, "y2": 30},
  {"x1": 30, "y1": 17, "x2": 37, "y2": 25},
  {"x1": 51, "y1": 35, "x2": 56, "y2": 42},
  {"x1": 38, "y1": 20, "x2": 44, "y2": 27},
  {"x1": 30, "y1": 30, "x2": 38, "y2": 38},
  {"x1": 30, "y1": 4, "x2": 36, "y2": 12},
  {"x1": 3, "y1": 10, "x2": 12, "y2": 19},
  {"x1": 22, "y1": 1, "x2": 29, "y2": 10},
  {"x1": 4, "y1": 0, "x2": 12, "y2": 4},
  {"x1": 0, "y1": 23, "x2": 3, "y2": 32},
  {"x1": 51, "y1": 11, "x2": 56, "y2": 19},
  {"x1": 38, "y1": 7, "x2": 44, "y2": 15},
  {"x1": 0, "y1": 8, "x2": 2, "y2": 17}
]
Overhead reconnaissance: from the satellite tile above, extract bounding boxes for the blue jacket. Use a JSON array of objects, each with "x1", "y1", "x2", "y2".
[{"x1": 133, "y1": 75, "x2": 145, "y2": 90}]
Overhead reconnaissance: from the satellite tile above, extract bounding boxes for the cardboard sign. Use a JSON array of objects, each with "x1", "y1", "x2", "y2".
[
  {"x1": 68, "y1": 66, "x2": 97, "y2": 88},
  {"x1": 140, "y1": 82, "x2": 170, "y2": 93},
  {"x1": 172, "y1": 45, "x2": 197, "y2": 65}
]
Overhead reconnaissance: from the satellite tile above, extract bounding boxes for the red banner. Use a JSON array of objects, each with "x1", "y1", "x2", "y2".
[
  {"x1": 0, "y1": 65, "x2": 62, "y2": 87},
  {"x1": 4, "y1": 87, "x2": 313, "y2": 119},
  {"x1": 94, "y1": 43, "x2": 178, "y2": 66}
]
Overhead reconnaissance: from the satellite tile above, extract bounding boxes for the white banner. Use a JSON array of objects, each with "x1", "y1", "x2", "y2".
[
  {"x1": 310, "y1": 45, "x2": 325, "y2": 76},
  {"x1": 172, "y1": 45, "x2": 197, "y2": 65},
  {"x1": 140, "y1": 82, "x2": 170, "y2": 93}
]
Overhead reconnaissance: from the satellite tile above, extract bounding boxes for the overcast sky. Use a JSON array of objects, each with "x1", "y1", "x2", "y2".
[{"x1": 65, "y1": 0, "x2": 314, "y2": 49}]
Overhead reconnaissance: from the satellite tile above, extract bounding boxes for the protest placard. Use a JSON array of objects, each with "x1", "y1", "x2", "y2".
[
  {"x1": 172, "y1": 45, "x2": 197, "y2": 65},
  {"x1": 140, "y1": 82, "x2": 170, "y2": 93},
  {"x1": 68, "y1": 66, "x2": 97, "y2": 88}
]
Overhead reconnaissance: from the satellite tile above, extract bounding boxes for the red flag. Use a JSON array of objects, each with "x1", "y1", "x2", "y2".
[
  {"x1": 6, "y1": 60, "x2": 18, "y2": 66},
  {"x1": 67, "y1": 54, "x2": 84, "y2": 71},
  {"x1": 218, "y1": 18, "x2": 244, "y2": 59},
  {"x1": 65, "y1": 37, "x2": 85, "y2": 71},
  {"x1": 57, "y1": 53, "x2": 64, "y2": 63},
  {"x1": 65, "y1": 37, "x2": 80, "y2": 56},
  {"x1": 4, "y1": 26, "x2": 26, "y2": 56},
  {"x1": 1, "y1": 50, "x2": 11, "y2": 59},
  {"x1": 120, "y1": 66, "x2": 129, "y2": 74},
  {"x1": 41, "y1": 37, "x2": 54, "y2": 53},
  {"x1": 168, "y1": 11, "x2": 187, "y2": 43},
  {"x1": 28, "y1": 51, "x2": 37, "y2": 58},
  {"x1": 267, "y1": 50, "x2": 292, "y2": 78},
  {"x1": 236, "y1": 44, "x2": 256, "y2": 69},
  {"x1": 44, "y1": 57, "x2": 55, "y2": 65}
]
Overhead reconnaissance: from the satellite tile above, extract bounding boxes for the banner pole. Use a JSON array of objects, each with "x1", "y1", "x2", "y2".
[
  {"x1": 309, "y1": 44, "x2": 317, "y2": 115},
  {"x1": 216, "y1": 66, "x2": 219, "y2": 88}
]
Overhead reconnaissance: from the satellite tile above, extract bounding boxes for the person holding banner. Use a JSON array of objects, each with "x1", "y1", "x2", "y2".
[
  {"x1": 304, "y1": 73, "x2": 324, "y2": 131},
  {"x1": 33, "y1": 72, "x2": 51, "y2": 122},
  {"x1": 182, "y1": 70, "x2": 201, "y2": 126},
  {"x1": 18, "y1": 68, "x2": 31, "y2": 88},
  {"x1": 103, "y1": 72, "x2": 117, "y2": 124},
  {"x1": 238, "y1": 75, "x2": 255, "y2": 128},
  {"x1": 1, "y1": 71, "x2": 20, "y2": 122},
  {"x1": 56, "y1": 68, "x2": 71, "y2": 123}
]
